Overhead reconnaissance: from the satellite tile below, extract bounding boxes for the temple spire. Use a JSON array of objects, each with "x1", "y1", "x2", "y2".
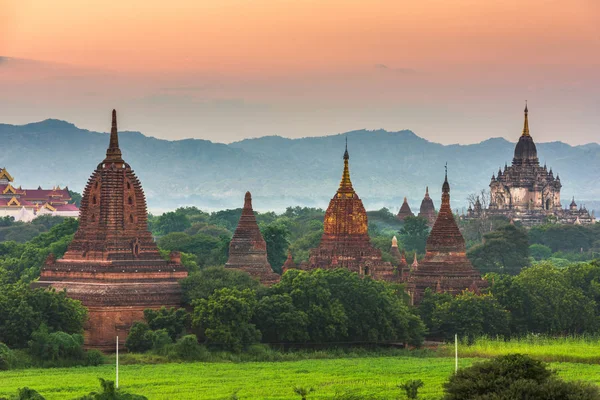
[
  {"x1": 338, "y1": 138, "x2": 353, "y2": 192},
  {"x1": 105, "y1": 109, "x2": 123, "y2": 163},
  {"x1": 522, "y1": 101, "x2": 530, "y2": 137}
]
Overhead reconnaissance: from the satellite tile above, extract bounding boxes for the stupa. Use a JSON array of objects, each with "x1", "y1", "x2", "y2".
[
  {"x1": 406, "y1": 168, "x2": 485, "y2": 304},
  {"x1": 225, "y1": 191, "x2": 280, "y2": 285},
  {"x1": 397, "y1": 197, "x2": 414, "y2": 221},
  {"x1": 417, "y1": 187, "x2": 436, "y2": 226},
  {"x1": 35, "y1": 110, "x2": 187, "y2": 350},
  {"x1": 305, "y1": 141, "x2": 394, "y2": 279}
]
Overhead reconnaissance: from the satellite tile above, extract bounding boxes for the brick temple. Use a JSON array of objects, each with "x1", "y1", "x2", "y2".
[
  {"x1": 406, "y1": 169, "x2": 485, "y2": 304},
  {"x1": 225, "y1": 191, "x2": 280, "y2": 285},
  {"x1": 34, "y1": 110, "x2": 188, "y2": 350},
  {"x1": 417, "y1": 187, "x2": 436, "y2": 226},
  {"x1": 397, "y1": 197, "x2": 414, "y2": 221},
  {"x1": 303, "y1": 142, "x2": 394, "y2": 279}
]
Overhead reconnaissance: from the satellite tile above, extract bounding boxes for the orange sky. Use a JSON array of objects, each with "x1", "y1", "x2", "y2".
[{"x1": 1, "y1": 0, "x2": 599, "y2": 143}]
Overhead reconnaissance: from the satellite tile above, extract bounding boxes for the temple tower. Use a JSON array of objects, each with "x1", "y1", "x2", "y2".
[
  {"x1": 225, "y1": 191, "x2": 280, "y2": 285},
  {"x1": 417, "y1": 187, "x2": 436, "y2": 226},
  {"x1": 397, "y1": 197, "x2": 415, "y2": 221},
  {"x1": 306, "y1": 141, "x2": 394, "y2": 279},
  {"x1": 407, "y1": 168, "x2": 485, "y2": 304},
  {"x1": 35, "y1": 110, "x2": 187, "y2": 350}
]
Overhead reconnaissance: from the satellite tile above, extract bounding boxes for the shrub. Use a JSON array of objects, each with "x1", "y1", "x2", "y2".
[
  {"x1": 144, "y1": 307, "x2": 190, "y2": 341},
  {"x1": 85, "y1": 349, "x2": 105, "y2": 366},
  {"x1": 398, "y1": 379, "x2": 424, "y2": 399},
  {"x1": 443, "y1": 353, "x2": 600, "y2": 400},
  {"x1": 125, "y1": 323, "x2": 154, "y2": 353},
  {"x1": 169, "y1": 335, "x2": 205, "y2": 361},
  {"x1": 27, "y1": 326, "x2": 84, "y2": 362},
  {"x1": 0, "y1": 342, "x2": 16, "y2": 370},
  {"x1": 73, "y1": 378, "x2": 148, "y2": 400},
  {"x1": 2, "y1": 387, "x2": 46, "y2": 400}
]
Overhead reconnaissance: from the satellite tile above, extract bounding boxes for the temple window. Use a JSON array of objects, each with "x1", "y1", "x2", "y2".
[
  {"x1": 127, "y1": 182, "x2": 131, "y2": 189},
  {"x1": 128, "y1": 196, "x2": 133, "y2": 205},
  {"x1": 129, "y1": 214, "x2": 134, "y2": 223},
  {"x1": 92, "y1": 196, "x2": 97, "y2": 205}
]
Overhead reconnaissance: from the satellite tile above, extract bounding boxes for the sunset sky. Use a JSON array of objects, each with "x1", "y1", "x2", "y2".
[{"x1": 1, "y1": 0, "x2": 599, "y2": 144}]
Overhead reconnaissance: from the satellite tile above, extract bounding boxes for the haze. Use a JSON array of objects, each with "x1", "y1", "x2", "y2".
[{"x1": 1, "y1": 0, "x2": 599, "y2": 144}]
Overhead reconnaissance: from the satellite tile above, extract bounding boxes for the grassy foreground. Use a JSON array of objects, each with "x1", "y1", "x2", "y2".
[
  {"x1": 442, "y1": 335, "x2": 600, "y2": 364},
  {"x1": 2, "y1": 356, "x2": 600, "y2": 400}
]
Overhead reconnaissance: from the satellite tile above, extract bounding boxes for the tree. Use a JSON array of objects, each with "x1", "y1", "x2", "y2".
[
  {"x1": 266, "y1": 269, "x2": 425, "y2": 345},
  {"x1": 429, "y1": 291, "x2": 510, "y2": 342},
  {"x1": 144, "y1": 307, "x2": 190, "y2": 341},
  {"x1": 529, "y1": 244, "x2": 552, "y2": 260},
  {"x1": 253, "y1": 294, "x2": 309, "y2": 343},
  {"x1": 124, "y1": 322, "x2": 154, "y2": 353},
  {"x1": 443, "y1": 354, "x2": 600, "y2": 400},
  {"x1": 467, "y1": 224, "x2": 530, "y2": 275},
  {"x1": 400, "y1": 216, "x2": 429, "y2": 254},
  {"x1": 261, "y1": 223, "x2": 289, "y2": 273},
  {"x1": 490, "y1": 264, "x2": 598, "y2": 335},
  {"x1": 0, "y1": 285, "x2": 87, "y2": 348},
  {"x1": 180, "y1": 266, "x2": 261, "y2": 305},
  {"x1": 154, "y1": 212, "x2": 191, "y2": 236},
  {"x1": 192, "y1": 288, "x2": 261, "y2": 352},
  {"x1": 68, "y1": 190, "x2": 82, "y2": 207}
]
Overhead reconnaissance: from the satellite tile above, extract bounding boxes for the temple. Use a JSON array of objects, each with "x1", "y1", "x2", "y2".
[
  {"x1": 406, "y1": 168, "x2": 485, "y2": 304},
  {"x1": 0, "y1": 168, "x2": 79, "y2": 221},
  {"x1": 417, "y1": 187, "x2": 436, "y2": 226},
  {"x1": 225, "y1": 191, "x2": 280, "y2": 285},
  {"x1": 303, "y1": 141, "x2": 395, "y2": 279},
  {"x1": 397, "y1": 197, "x2": 414, "y2": 221},
  {"x1": 34, "y1": 110, "x2": 188, "y2": 350},
  {"x1": 471, "y1": 104, "x2": 594, "y2": 226}
]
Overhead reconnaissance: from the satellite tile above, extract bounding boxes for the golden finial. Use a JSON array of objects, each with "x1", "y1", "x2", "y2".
[
  {"x1": 338, "y1": 138, "x2": 353, "y2": 193},
  {"x1": 522, "y1": 101, "x2": 530, "y2": 136}
]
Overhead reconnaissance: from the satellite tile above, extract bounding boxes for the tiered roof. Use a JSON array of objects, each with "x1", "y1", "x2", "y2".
[
  {"x1": 407, "y1": 170, "x2": 485, "y2": 304},
  {"x1": 226, "y1": 191, "x2": 280, "y2": 285},
  {"x1": 35, "y1": 110, "x2": 187, "y2": 350}
]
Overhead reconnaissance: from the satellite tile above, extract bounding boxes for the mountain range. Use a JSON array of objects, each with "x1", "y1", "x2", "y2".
[{"x1": 1, "y1": 119, "x2": 599, "y2": 213}]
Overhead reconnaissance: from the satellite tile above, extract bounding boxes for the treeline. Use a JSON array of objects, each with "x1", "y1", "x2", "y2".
[{"x1": 125, "y1": 267, "x2": 424, "y2": 356}]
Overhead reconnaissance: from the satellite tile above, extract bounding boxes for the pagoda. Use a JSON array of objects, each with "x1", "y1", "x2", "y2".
[
  {"x1": 305, "y1": 141, "x2": 394, "y2": 279},
  {"x1": 483, "y1": 104, "x2": 593, "y2": 226},
  {"x1": 225, "y1": 191, "x2": 280, "y2": 285},
  {"x1": 281, "y1": 250, "x2": 296, "y2": 273},
  {"x1": 397, "y1": 197, "x2": 414, "y2": 221},
  {"x1": 34, "y1": 110, "x2": 187, "y2": 350},
  {"x1": 406, "y1": 168, "x2": 485, "y2": 304},
  {"x1": 417, "y1": 187, "x2": 436, "y2": 226}
]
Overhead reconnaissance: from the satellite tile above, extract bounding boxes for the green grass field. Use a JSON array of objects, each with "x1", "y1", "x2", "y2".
[
  {"x1": 2, "y1": 356, "x2": 600, "y2": 400},
  {"x1": 442, "y1": 335, "x2": 600, "y2": 364}
]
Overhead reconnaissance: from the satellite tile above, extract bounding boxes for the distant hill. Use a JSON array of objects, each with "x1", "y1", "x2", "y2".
[{"x1": 1, "y1": 119, "x2": 599, "y2": 213}]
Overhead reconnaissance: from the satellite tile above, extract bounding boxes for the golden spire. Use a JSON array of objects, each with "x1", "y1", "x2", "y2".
[
  {"x1": 522, "y1": 101, "x2": 530, "y2": 137},
  {"x1": 338, "y1": 137, "x2": 354, "y2": 193}
]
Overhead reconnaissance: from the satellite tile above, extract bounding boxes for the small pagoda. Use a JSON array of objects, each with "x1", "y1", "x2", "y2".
[
  {"x1": 406, "y1": 168, "x2": 485, "y2": 304},
  {"x1": 305, "y1": 141, "x2": 394, "y2": 279},
  {"x1": 417, "y1": 187, "x2": 436, "y2": 226},
  {"x1": 397, "y1": 197, "x2": 415, "y2": 221},
  {"x1": 225, "y1": 191, "x2": 280, "y2": 285},
  {"x1": 34, "y1": 110, "x2": 188, "y2": 350}
]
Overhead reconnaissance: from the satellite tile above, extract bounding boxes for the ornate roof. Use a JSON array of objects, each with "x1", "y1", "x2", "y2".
[{"x1": 513, "y1": 103, "x2": 539, "y2": 166}]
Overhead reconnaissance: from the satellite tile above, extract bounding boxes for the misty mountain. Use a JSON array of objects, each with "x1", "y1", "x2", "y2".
[{"x1": 1, "y1": 119, "x2": 598, "y2": 213}]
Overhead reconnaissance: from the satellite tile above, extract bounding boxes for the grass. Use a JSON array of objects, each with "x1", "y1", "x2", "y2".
[
  {"x1": 2, "y1": 356, "x2": 600, "y2": 399},
  {"x1": 5, "y1": 337, "x2": 600, "y2": 399},
  {"x1": 441, "y1": 335, "x2": 600, "y2": 364}
]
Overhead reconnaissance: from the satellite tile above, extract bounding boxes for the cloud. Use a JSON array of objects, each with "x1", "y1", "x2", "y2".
[{"x1": 374, "y1": 64, "x2": 416, "y2": 74}]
